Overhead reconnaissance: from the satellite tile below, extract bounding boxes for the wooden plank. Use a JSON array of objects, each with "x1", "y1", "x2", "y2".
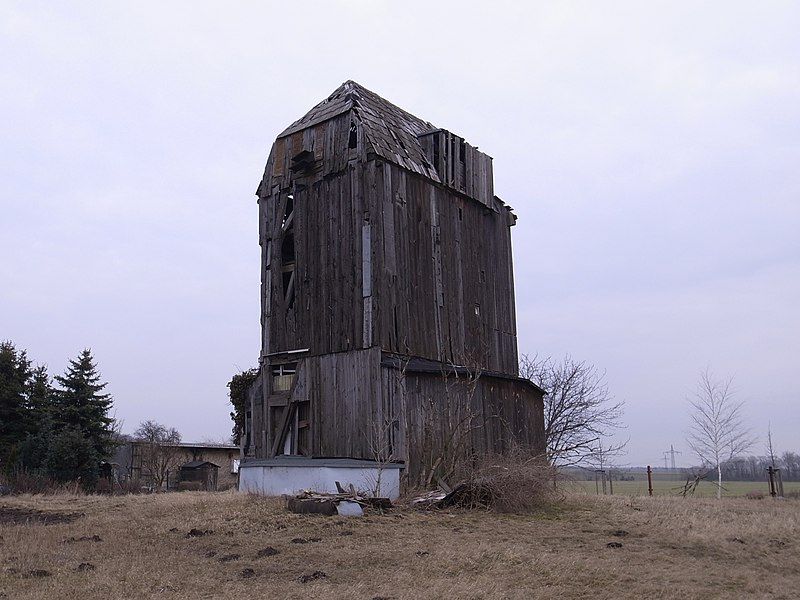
[
  {"x1": 362, "y1": 227, "x2": 372, "y2": 348},
  {"x1": 269, "y1": 362, "x2": 304, "y2": 457}
]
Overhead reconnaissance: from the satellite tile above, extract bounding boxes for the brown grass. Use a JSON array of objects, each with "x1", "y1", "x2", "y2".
[{"x1": 1, "y1": 491, "x2": 799, "y2": 599}]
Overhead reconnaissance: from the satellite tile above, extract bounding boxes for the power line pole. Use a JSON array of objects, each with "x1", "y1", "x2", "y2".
[{"x1": 663, "y1": 444, "x2": 682, "y2": 478}]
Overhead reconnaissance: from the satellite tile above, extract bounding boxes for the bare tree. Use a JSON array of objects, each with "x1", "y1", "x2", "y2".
[
  {"x1": 366, "y1": 415, "x2": 397, "y2": 497},
  {"x1": 686, "y1": 369, "x2": 754, "y2": 499},
  {"x1": 519, "y1": 354, "x2": 625, "y2": 466},
  {"x1": 133, "y1": 420, "x2": 182, "y2": 489},
  {"x1": 766, "y1": 424, "x2": 777, "y2": 469},
  {"x1": 584, "y1": 440, "x2": 615, "y2": 471}
]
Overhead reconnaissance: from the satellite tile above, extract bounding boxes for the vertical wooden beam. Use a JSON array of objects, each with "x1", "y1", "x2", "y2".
[{"x1": 362, "y1": 222, "x2": 372, "y2": 348}]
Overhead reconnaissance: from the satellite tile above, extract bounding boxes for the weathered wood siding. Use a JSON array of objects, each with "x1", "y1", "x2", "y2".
[
  {"x1": 258, "y1": 136, "x2": 519, "y2": 374},
  {"x1": 383, "y1": 367, "x2": 545, "y2": 484},
  {"x1": 368, "y1": 161, "x2": 519, "y2": 374},
  {"x1": 247, "y1": 347, "x2": 543, "y2": 485}
]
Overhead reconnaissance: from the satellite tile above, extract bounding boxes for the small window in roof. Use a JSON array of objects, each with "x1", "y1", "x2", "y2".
[{"x1": 348, "y1": 121, "x2": 358, "y2": 149}]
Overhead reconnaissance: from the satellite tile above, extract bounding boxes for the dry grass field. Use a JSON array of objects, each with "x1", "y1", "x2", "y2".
[
  {"x1": 568, "y1": 479, "x2": 800, "y2": 498},
  {"x1": 1, "y1": 490, "x2": 799, "y2": 599}
]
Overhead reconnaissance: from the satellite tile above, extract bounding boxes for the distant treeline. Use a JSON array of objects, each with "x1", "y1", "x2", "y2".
[
  {"x1": 716, "y1": 454, "x2": 799, "y2": 482},
  {"x1": 564, "y1": 453, "x2": 800, "y2": 482}
]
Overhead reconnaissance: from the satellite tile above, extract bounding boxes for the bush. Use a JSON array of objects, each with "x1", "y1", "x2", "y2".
[
  {"x1": 44, "y1": 428, "x2": 98, "y2": 489},
  {"x1": 10, "y1": 426, "x2": 100, "y2": 492},
  {"x1": 440, "y1": 447, "x2": 558, "y2": 514},
  {"x1": 0, "y1": 470, "x2": 84, "y2": 495}
]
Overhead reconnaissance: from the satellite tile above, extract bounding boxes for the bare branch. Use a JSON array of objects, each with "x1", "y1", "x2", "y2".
[
  {"x1": 520, "y1": 354, "x2": 625, "y2": 466},
  {"x1": 133, "y1": 420, "x2": 183, "y2": 489}
]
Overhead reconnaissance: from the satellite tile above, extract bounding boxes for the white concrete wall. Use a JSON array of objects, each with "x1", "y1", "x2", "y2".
[{"x1": 239, "y1": 464, "x2": 400, "y2": 500}]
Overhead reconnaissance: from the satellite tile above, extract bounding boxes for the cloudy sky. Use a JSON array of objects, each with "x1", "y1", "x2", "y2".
[{"x1": 2, "y1": 1, "x2": 798, "y2": 465}]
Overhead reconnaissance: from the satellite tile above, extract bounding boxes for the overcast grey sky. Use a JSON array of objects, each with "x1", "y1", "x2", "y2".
[{"x1": 2, "y1": 1, "x2": 798, "y2": 465}]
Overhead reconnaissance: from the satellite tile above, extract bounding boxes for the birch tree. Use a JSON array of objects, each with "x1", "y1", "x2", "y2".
[{"x1": 686, "y1": 369, "x2": 754, "y2": 499}]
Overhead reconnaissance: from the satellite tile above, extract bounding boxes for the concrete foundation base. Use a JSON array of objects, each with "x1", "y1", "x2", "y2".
[{"x1": 238, "y1": 456, "x2": 402, "y2": 500}]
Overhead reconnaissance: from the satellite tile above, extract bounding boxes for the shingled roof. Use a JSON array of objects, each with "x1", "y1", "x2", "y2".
[{"x1": 278, "y1": 81, "x2": 443, "y2": 182}]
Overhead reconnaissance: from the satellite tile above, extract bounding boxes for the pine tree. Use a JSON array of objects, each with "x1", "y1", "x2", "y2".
[
  {"x1": 0, "y1": 341, "x2": 33, "y2": 470},
  {"x1": 52, "y1": 349, "x2": 115, "y2": 459},
  {"x1": 24, "y1": 365, "x2": 53, "y2": 435}
]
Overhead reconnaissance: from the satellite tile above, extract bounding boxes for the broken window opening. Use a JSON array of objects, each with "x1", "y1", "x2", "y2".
[
  {"x1": 265, "y1": 239, "x2": 272, "y2": 269},
  {"x1": 289, "y1": 151, "x2": 314, "y2": 173},
  {"x1": 348, "y1": 121, "x2": 358, "y2": 149},
  {"x1": 271, "y1": 362, "x2": 296, "y2": 392},
  {"x1": 297, "y1": 401, "x2": 310, "y2": 456},
  {"x1": 433, "y1": 134, "x2": 440, "y2": 171},
  {"x1": 474, "y1": 304, "x2": 481, "y2": 317},
  {"x1": 280, "y1": 191, "x2": 297, "y2": 310},
  {"x1": 281, "y1": 194, "x2": 294, "y2": 229},
  {"x1": 281, "y1": 232, "x2": 295, "y2": 265}
]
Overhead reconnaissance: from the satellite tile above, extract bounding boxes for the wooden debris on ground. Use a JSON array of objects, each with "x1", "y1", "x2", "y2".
[
  {"x1": 410, "y1": 489, "x2": 447, "y2": 508},
  {"x1": 410, "y1": 480, "x2": 493, "y2": 510},
  {"x1": 285, "y1": 487, "x2": 392, "y2": 517}
]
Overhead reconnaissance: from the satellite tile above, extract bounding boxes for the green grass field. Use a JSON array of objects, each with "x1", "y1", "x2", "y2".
[{"x1": 568, "y1": 478, "x2": 800, "y2": 498}]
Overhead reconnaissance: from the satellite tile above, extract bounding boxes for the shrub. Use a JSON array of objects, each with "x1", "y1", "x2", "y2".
[
  {"x1": 44, "y1": 428, "x2": 98, "y2": 489},
  {"x1": 442, "y1": 446, "x2": 559, "y2": 513},
  {"x1": 0, "y1": 470, "x2": 84, "y2": 495}
]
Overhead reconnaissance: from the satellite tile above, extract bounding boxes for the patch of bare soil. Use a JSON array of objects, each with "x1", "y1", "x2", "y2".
[{"x1": 0, "y1": 506, "x2": 83, "y2": 526}]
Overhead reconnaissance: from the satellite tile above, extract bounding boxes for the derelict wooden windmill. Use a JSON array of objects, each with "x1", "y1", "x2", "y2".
[{"x1": 242, "y1": 81, "x2": 544, "y2": 485}]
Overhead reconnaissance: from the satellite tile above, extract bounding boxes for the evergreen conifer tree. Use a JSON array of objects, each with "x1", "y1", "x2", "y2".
[
  {"x1": 0, "y1": 341, "x2": 32, "y2": 470},
  {"x1": 52, "y1": 349, "x2": 115, "y2": 459},
  {"x1": 24, "y1": 365, "x2": 53, "y2": 435}
]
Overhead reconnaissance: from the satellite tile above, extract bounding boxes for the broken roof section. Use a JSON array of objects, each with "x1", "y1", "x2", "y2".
[
  {"x1": 279, "y1": 80, "x2": 441, "y2": 182},
  {"x1": 272, "y1": 80, "x2": 515, "y2": 216}
]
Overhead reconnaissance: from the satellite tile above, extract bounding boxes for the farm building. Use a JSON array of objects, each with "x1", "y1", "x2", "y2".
[
  {"x1": 241, "y1": 81, "x2": 545, "y2": 489},
  {"x1": 115, "y1": 441, "x2": 239, "y2": 490}
]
